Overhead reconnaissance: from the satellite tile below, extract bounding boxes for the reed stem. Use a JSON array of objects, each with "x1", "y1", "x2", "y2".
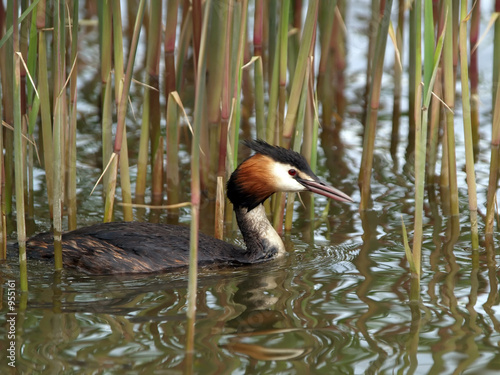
[
  {"x1": 411, "y1": 0, "x2": 445, "y2": 279},
  {"x1": 37, "y1": 30, "x2": 54, "y2": 217},
  {"x1": 52, "y1": 0, "x2": 66, "y2": 271},
  {"x1": 13, "y1": 0, "x2": 28, "y2": 291},
  {"x1": 443, "y1": 0, "x2": 459, "y2": 216},
  {"x1": 358, "y1": 0, "x2": 393, "y2": 210},
  {"x1": 485, "y1": 76, "x2": 500, "y2": 234},
  {"x1": 187, "y1": 0, "x2": 212, "y2": 352},
  {"x1": 282, "y1": 0, "x2": 318, "y2": 147},
  {"x1": 67, "y1": 0, "x2": 79, "y2": 230},
  {"x1": 493, "y1": 0, "x2": 500, "y2": 107},
  {"x1": 458, "y1": 0, "x2": 479, "y2": 249},
  {"x1": 105, "y1": 0, "x2": 146, "y2": 221}
]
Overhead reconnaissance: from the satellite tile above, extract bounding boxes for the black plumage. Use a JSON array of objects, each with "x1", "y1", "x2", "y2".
[{"x1": 25, "y1": 222, "x2": 249, "y2": 274}]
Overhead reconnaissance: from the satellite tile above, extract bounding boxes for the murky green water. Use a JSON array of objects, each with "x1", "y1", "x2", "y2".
[{"x1": 2, "y1": 1, "x2": 500, "y2": 374}]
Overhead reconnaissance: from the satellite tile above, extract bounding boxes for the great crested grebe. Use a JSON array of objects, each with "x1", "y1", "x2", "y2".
[{"x1": 24, "y1": 139, "x2": 353, "y2": 274}]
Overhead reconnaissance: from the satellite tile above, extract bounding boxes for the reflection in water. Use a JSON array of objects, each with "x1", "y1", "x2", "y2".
[
  {"x1": 1, "y1": 216, "x2": 500, "y2": 374},
  {"x1": 4, "y1": 161, "x2": 499, "y2": 374},
  {"x1": 2, "y1": 215, "x2": 499, "y2": 374}
]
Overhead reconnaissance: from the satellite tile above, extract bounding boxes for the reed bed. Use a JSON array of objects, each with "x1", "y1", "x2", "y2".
[{"x1": 1, "y1": 0, "x2": 500, "y2": 354}]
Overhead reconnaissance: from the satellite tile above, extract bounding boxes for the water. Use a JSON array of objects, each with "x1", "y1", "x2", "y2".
[
  {"x1": 2, "y1": 1, "x2": 500, "y2": 374},
  {"x1": 2, "y1": 221, "x2": 499, "y2": 374}
]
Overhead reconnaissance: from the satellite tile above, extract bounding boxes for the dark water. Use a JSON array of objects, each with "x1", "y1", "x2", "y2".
[{"x1": 2, "y1": 1, "x2": 500, "y2": 374}]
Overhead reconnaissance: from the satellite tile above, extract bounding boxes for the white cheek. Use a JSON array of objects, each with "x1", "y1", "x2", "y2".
[{"x1": 271, "y1": 163, "x2": 307, "y2": 192}]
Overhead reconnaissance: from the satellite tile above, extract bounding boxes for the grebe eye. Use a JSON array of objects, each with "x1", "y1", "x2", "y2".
[{"x1": 288, "y1": 169, "x2": 297, "y2": 176}]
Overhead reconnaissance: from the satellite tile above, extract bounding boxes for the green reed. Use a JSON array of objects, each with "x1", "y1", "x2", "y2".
[
  {"x1": 215, "y1": 0, "x2": 234, "y2": 239},
  {"x1": 282, "y1": 0, "x2": 318, "y2": 148},
  {"x1": 231, "y1": 0, "x2": 249, "y2": 169},
  {"x1": 207, "y1": 2, "x2": 232, "y2": 239},
  {"x1": 110, "y1": 0, "x2": 132, "y2": 222},
  {"x1": 442, "y1": 0, "x2": 459, "y2": 217},
  {"x1": 99, "y1": 1, "x2": 113, "y2": 217},
  {"x1": 285, "y1": 59, "x2": 310, "y2": 231},
  {"x1": 52, "y1": 0, "x2": 67, "y2": 271},
  {"x1": 107, "y1": 0, "x2": 145, "y2": 222},
  {"x1": 410, "y1": 0, "x2": 445, "y2": 284},
  {"x1": 359, "y1": 0, "x2": 393, "y2": 210},
  {"x1": 317, "y1": 1, "x2": 337, "y2": 129},
  {"x1": 265, "y1": 1, "x2": 283, "y2": 143},
  {"x1": 459, "y1": 0, "x2": 479, "y2": 250},
  {"x1": 206, "y1": 0, "x2": 226, "y2": 197},
  {"x1": 186, "y1": 0, "x2": 212, "y2": 353},
  {"x1": 136, "y1": 29, "x2": 151, "y2": 204},
  {"x1": 470, "y1": 2, "x2": 480, "y2": 152},
  {"x1": 274, "y1": 0, "x2": 318, "y2": 231},
  {"x1": 494, "y1": 1, "x2": 500, "y2": 107},
  {"x1": 485, "y1": 74, "x2": 500, "y2": 235},
  {"x1": 391, "y1": 0, "x2": 405, "y2": 157},
  {"x1": 278, "y1": 0, "x2": 290, "y2": 146},
  {"x1": 166, "y1": 93, "x2": 180, "y2": 215}
]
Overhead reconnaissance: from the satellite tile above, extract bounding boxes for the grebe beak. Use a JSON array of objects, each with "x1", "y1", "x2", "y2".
[{"x1": 298, "y1": 178, "x2": 354, "y2": 203}]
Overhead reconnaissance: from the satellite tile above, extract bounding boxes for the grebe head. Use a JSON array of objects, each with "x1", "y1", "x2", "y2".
[{"x1": 227, "y1": 139, "x2": 353, "y2": 210}]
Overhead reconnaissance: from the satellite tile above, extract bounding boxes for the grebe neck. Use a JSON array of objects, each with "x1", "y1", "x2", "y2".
[{"x1": 234, "y1": 204, "x2": 285, "y2": 262}]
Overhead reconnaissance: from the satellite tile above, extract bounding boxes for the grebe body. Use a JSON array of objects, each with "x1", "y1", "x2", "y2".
[{"x1": 24, "y1": 140, "x2": 353, "y2": 274}]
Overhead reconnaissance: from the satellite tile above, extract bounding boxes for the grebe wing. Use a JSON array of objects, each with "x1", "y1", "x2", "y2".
[{"x1": 25, "y1": 222, "x2": 247, "y2": 274}]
